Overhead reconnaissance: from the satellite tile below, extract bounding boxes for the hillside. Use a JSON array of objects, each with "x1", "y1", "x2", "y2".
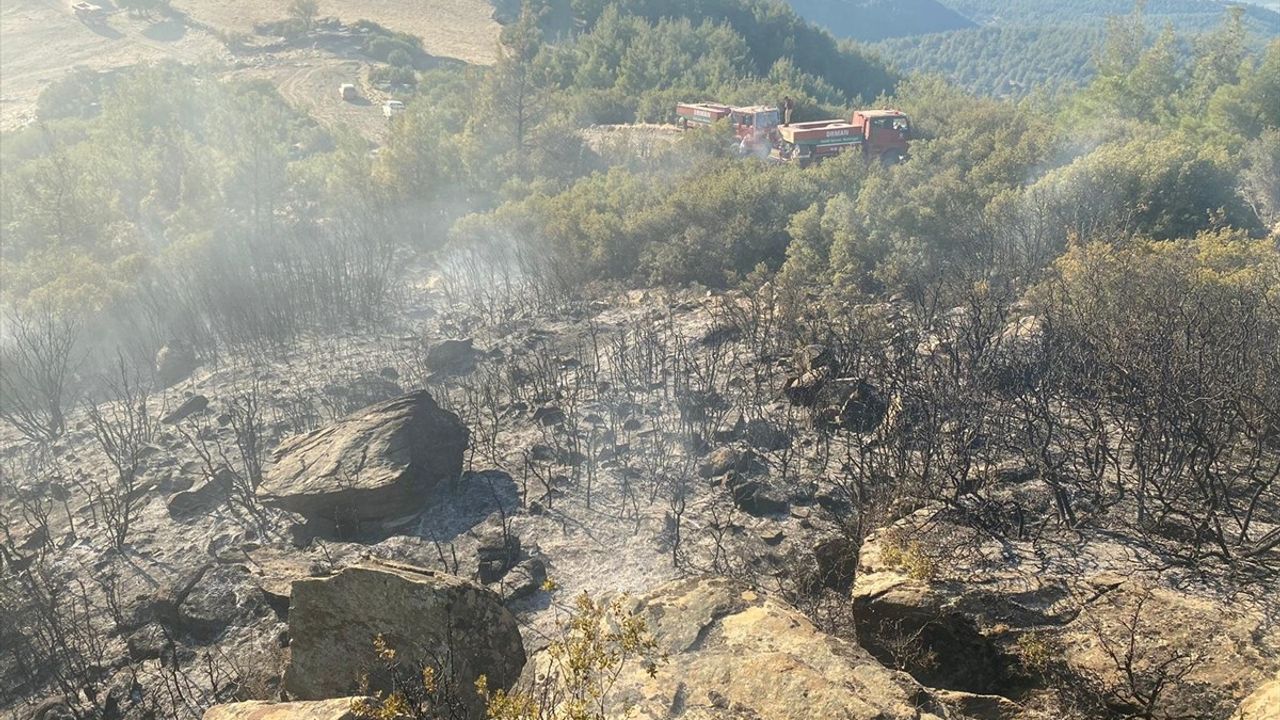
[
  {"x1": 878, "y1": 24, "x2": 1105, "y2": 97},
  {"x1": 170, "y1": 0, "x2": 501, "y2": 64},
  {"x1": 786, "y1": 0, "x2": 975, "y2": 41},
  {"x1": 875, "y1": 0, "x2": 1280, "y2": 97},
  {"x1": 943, "y1": 0, "x2": 1280, "y2": 33},
  {"x1": 2, "y1": 0, "x2": 1279, "y2": 718}
]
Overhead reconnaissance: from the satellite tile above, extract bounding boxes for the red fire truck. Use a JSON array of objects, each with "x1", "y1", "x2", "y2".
[
  {"x1": 677, "y1": 101, "x2": 910, "y2": 164},
  {"x1": 773, "y1": 110, "x2": 911, "y2": 165},
  {"x1": 676, "y1": 102, "x2": 781, "y2": 154}
]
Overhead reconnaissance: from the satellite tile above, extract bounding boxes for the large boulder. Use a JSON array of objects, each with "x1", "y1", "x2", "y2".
[
  {"x1": 258, "y1": 391, "x2": 467, "y2": 525},
  {"x1": 203, "y1": 698, "x2": 367, "y2": 720},
  {"x1": 853, "y1": 509, "x2": 1280, "y2": 716},
  {"x1": 566, "y1": 577, "x2": 951, "y2": 720},
  {"x1": 283, "y1": 562, "x2": 524, "y2": 719}
]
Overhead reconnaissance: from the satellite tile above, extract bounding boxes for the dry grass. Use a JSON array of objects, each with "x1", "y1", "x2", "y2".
[
  {"x1": 170, "y1": 0, "x2": 501, "y2": 64},
  {"x1": 0, "y1": 0, "x2": 499, "y2": 132},
  {"x1": 0, "y1": 0, "x2": 225, "y2": 130}
]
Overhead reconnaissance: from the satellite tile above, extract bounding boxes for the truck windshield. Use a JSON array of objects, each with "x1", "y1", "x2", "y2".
[
  {"x1": 758, "y1": 110, "x2": 779, "y2": 127},
  {"x1": 870, "y1": 117, "x2": 910, "y2": 133}
]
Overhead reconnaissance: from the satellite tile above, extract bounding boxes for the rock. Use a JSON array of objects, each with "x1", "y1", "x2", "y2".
[
  {"x1": 729, "y1": 480, "x2": 788, "y2": 517},
  {"x1": 162, "y1": 394, "x2": 209, "y2": 425},
  {"x1": 28, "y1": 697, "x2": 75, "y2": 720},
  {"x1": 812, "y1": 535, "x2": 858, "y2": 592},
  {"x1": 568, "y1": 577, "x2": 949, "y2": 719},
  {"x1": 743, "y1": 418, "x2": 790, "y2": 451},
  {"x1": 501, "y1": 557, "x2": 547, "y2": 602},
  {"x1": 202, "y1": 698, "x2": 369, "y2": 719},
  {"x1": 853, "y1": 509, "x2": 1279, "y2": 713},
  {"x1": 697, "y1": 447, "x2": 760, "y2": 479},
  {"x1": 156, "y1": 342, "x2": 198, "y2": 388},
  {"x1": 793, "y1": 344, "x2": 835, "y2": 373},
  {"x1": 177, "y1": 564, "x2": 271, "y2": 642},
  {"x1": 932, "y1": 689, "x2": 1024, "y2": 720},
  {"x1": 1236, "y1": 675, "x2": 1280, "y2": 719},
  {"x1": 426, "y1": 338, "x2": 478, "y2": 375},
  {"x1": 782, "y1": 367, "x2": 830, "y2": 407},
  {"x1": 258, "y1": 391, "x2": 468, "y2": 527},
  {"x1": 833, "y1": 379, "x2": 888, "y2": 433},
  {"x1": 758, "y1": 528, "x2": 784, "y2": 546},
  {"x1": 476, "y1": 528, "x2": 521, "y2": 584},
  {"x1": 283, "y1": 562, "x2": 525, "y2": 719},
  {"x1": 323, "y1": 373, "x2": 404, "y2": 411},
  {"x1": 532, "y1": 405, "x2": 566, "y2": 426},
  {"x1": 167, "y1": 468, "x2": 233, "y2": 521}
]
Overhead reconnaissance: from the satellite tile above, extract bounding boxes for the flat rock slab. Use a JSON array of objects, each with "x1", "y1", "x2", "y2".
[
  {"x1": 203, "y1": 698, "x2": 368, "y2": 719},
  {"x1": 258, "y1": 391, "x2": 467, "y2": 523},
  {"x1": 580, "y1": 577, "x2": 950, "y2": 720},
  {"x1": 283, "y1": 562, "x2": 524, "y2": 719}
]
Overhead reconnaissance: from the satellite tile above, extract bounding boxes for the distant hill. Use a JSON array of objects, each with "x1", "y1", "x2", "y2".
[
  {"x1": 787, "y1": 0, "x2": 976, "y2": 42},
  {"x1": 873, "y1": 0, "x2": 1280, "y2": 99},
  {"x1": 877, "y1": 24, "x2": 1105, "y2": 97},
  {"x1": 942, "y1": 0, "x2": 1280, "y2": 34}
]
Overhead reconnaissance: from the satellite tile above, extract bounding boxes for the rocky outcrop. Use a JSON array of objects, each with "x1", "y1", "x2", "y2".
[
  {"x1": 283, "y1": 562, "x2": 524, "y2": 719},
  {"x1": 781, "y1": 345, "x2": 888, "y2": 433},
  {"x1": 574, "y1": 577, "x2": 950, "y2": 720},
  {"x1": 258, "y1": 391, "x2": 467, "y2": 526},
  {"x1": 1236, "y1": 675, "x2": 1280, "y2": 719},
  {"x1": 853, "y1": 509, "x2": 1280, "y2": 715},
  {"x1": 203, "y1": 698, "x2": 367, "y2": 720}
]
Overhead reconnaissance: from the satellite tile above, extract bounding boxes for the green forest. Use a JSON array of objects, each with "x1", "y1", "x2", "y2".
[{"x1": 873, "y1": 1, "x2": 1280, "y2": 97}]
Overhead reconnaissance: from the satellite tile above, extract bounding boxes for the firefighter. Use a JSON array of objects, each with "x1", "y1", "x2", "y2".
[{"x1": 782, "y1": 96, "x2": 794, "y2": 125}]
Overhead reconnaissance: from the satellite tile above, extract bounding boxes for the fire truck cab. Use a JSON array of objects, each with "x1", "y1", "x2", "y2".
[
  {"x1": 729, "y1": 105, "x2": 781, "y2": 153},
  {"x1": 851, "y1": 109, "x2": 911, "y2": 164}
]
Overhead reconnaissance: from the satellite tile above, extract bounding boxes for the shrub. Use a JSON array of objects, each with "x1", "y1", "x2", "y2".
[
  {"x1": 879, "y1": 531, "x2": 939, "y2": 582},
  {"x1": 387, "y1": 48, "x2": 412, "y2": 68},
  {"x1": 352, "y1": 591, "x2": 664, "y2": 720}
]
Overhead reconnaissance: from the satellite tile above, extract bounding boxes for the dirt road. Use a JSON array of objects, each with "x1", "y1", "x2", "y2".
[
  {"x1": 227, "y1": 50, "x2": 390, "y2": 141},
  {"x1": 1, "y1": 0, "x2": 498, "y2": 134}
]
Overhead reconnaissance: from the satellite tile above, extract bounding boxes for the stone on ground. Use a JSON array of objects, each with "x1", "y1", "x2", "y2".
[
  {"x1": 573, "y1": 576, "x2": 951, "y2": 720},
  {"x1": 202, "y1": 698, "x2": 367, "y2": 719},
  {"x1": 257, "y1": 391, "x2": 467, "y2": 524},
  {"x1": 853, "y1": 508, "x2": 1280, "y2": 715},
  {"x1": 283, "y1": 562, "x2": 524, "y2": 719},
  {"x1": 1236, "y1": 675, "x2": 1280, "y2": 720}
]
